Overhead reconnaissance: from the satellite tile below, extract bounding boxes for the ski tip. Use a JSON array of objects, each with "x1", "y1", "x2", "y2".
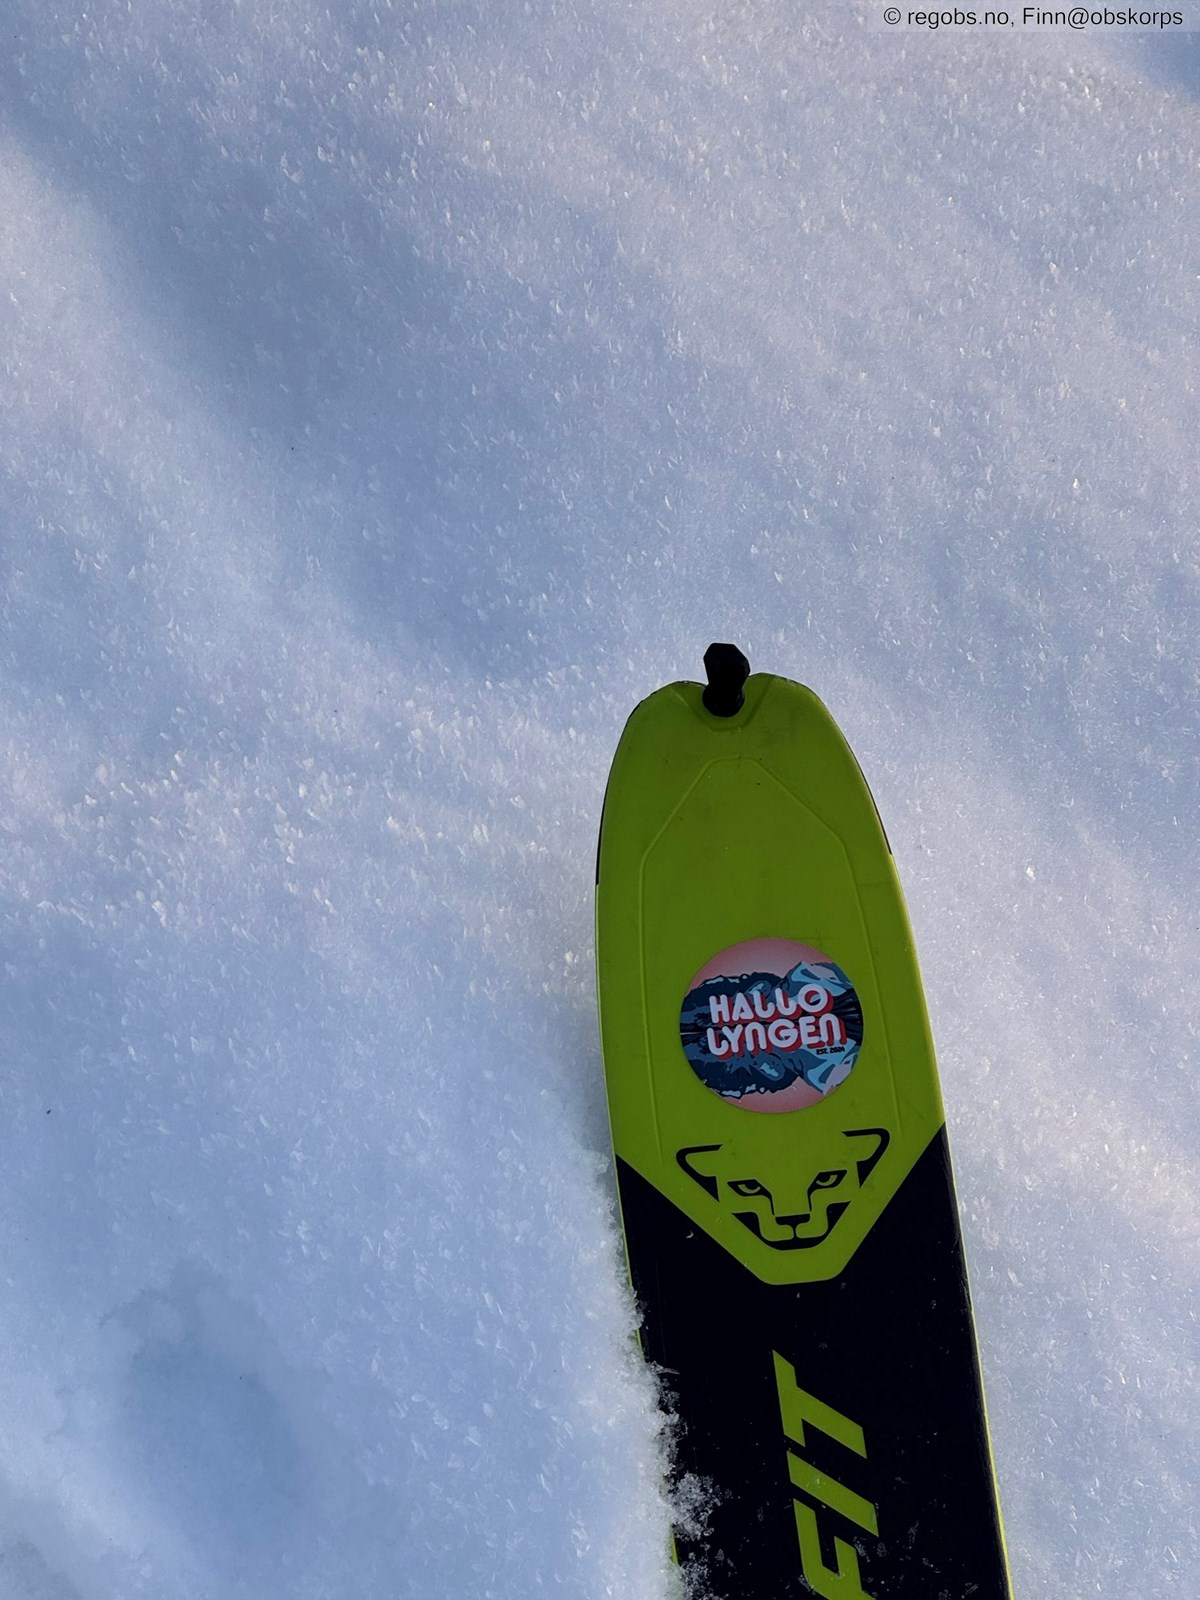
[{"x1": 701, "y1": 642, "x2": 750, "y2": 718}]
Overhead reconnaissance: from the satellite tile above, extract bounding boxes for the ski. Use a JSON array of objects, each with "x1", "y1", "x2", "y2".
[{"x1": 595, "y1": 644, "x2": 1012, "y2": 1600}]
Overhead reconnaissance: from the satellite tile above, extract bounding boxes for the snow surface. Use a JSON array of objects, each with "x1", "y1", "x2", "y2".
[{"x1": 1, "y1": 2, "x2": 1198, "y2": 1596}]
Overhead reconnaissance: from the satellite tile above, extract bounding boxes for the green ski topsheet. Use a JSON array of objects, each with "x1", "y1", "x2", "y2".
[{"x1": 595, "y1": 664, "x2": 1012, "y2": 1600}]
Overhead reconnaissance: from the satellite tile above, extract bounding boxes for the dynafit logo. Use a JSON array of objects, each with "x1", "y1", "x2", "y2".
[{"x1": 680, "y1": 938, "x2": 864, "y2": 1112}]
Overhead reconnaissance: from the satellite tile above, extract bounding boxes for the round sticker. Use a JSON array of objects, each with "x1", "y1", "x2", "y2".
[{"x1": 679, "y1": 937, "x2": 864, "y2": 1112}]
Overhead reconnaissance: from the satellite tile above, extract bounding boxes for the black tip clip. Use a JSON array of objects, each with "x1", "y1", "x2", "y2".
[{"x1": 702, "y1": 642, "x2": 750, "y2": 718}]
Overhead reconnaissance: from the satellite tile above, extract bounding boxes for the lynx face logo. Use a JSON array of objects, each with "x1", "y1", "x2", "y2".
[{"x1": 676, "y1": 1128, "x2": 889, "y2": 1250}]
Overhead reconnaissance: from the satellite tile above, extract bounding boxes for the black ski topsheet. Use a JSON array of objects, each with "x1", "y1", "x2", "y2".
[{"x1": 617, "y1": 1133, "x2": 1006, "y2": 1598}]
